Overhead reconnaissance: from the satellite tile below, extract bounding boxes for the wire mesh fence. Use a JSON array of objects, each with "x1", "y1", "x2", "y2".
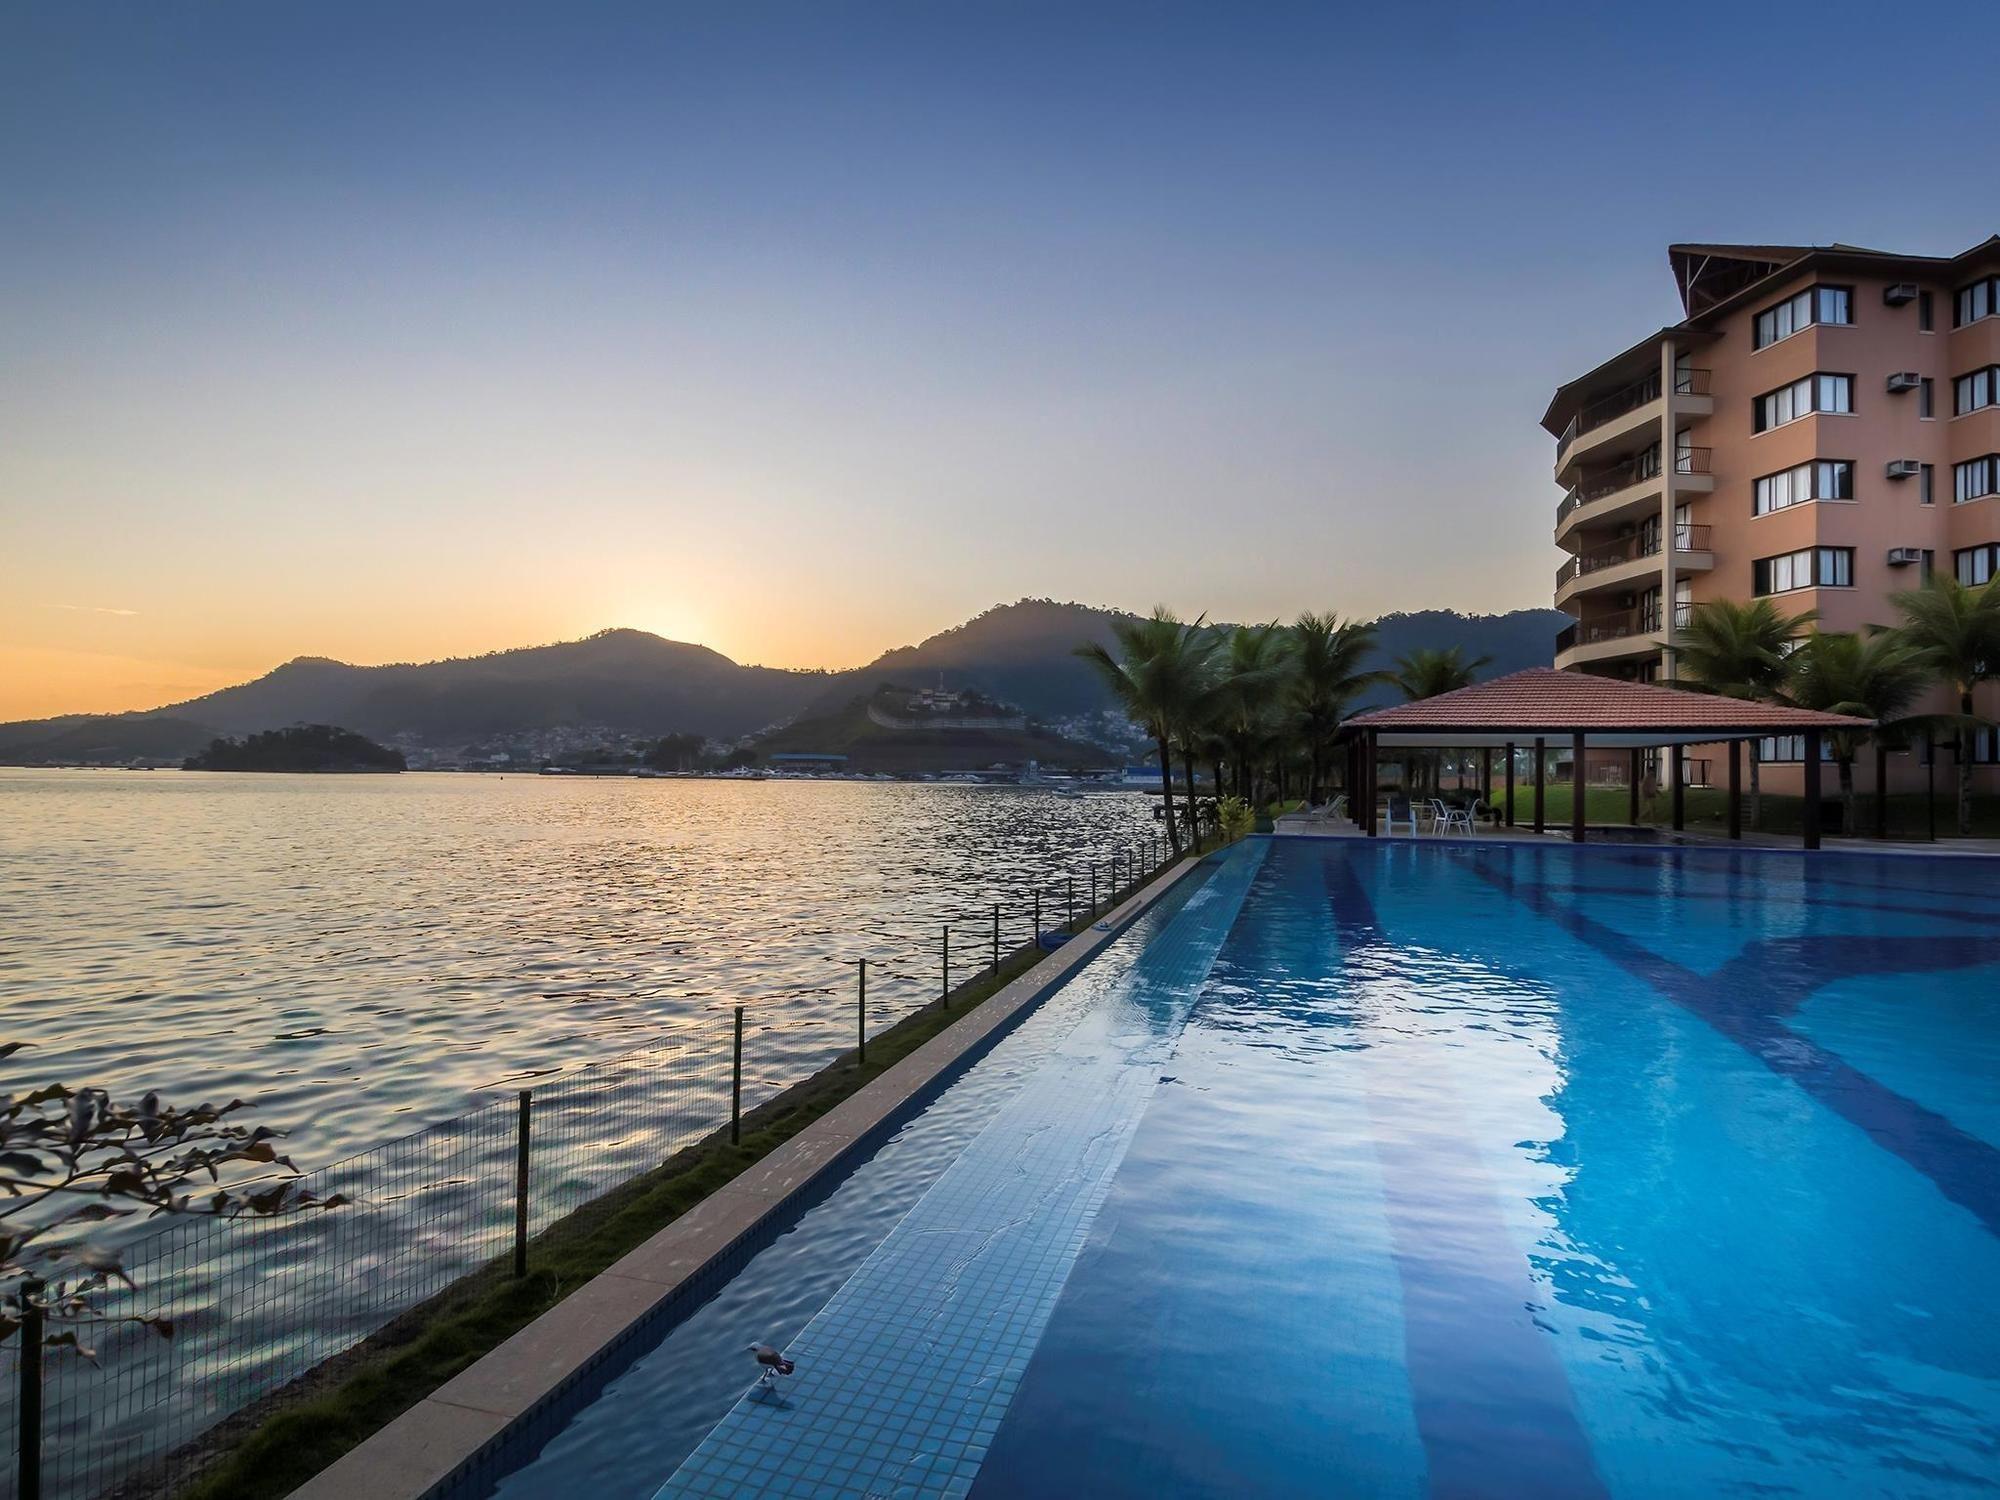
[{"x1": 1, "y1": 827, "x2": 1189, "y2": 1499}]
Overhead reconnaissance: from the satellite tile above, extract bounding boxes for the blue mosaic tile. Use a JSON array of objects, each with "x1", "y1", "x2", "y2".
[{"x1": 655, "y1": 843, "x2": 1269, "y2": 1500}]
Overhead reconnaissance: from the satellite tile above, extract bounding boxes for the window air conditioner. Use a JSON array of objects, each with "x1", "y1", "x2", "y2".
[
  {"x1": 1883, "y1": 283, "x2": 1920, "y2": 306},
  {"x1": 1886, "y1": 371, "x2": 1922, "y2": 393},
  {"x1": 1886, "y1": 547, "x2": 1925, "y2": 566},
  {"x1": 1885, "y1": 459, "x2": 1922, "y2": 480}
]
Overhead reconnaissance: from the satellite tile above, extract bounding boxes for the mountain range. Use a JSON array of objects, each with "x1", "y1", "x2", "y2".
[{"x1": 0, "y1": 599, "x2": 1566, "y2": 764}]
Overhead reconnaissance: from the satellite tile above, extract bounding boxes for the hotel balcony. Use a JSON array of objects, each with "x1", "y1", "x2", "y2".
[
  {"x1": 1554, "y1": 367, "x2": 1712, "y2": 482},
  {"x1": 1553, "y1": 524, "x2": 1712, "y2": 609},
  {"x1": 1554, "y1": 447, "x2": 1714, "y2": 547},
  {"x1": 1552, "y1": 604, "x2": 1691, "y2": 672}
]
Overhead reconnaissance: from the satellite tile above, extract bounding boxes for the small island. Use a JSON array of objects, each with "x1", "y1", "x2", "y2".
[{"x1": 183, "y1": 724, "x2": 406, "y2": 773}]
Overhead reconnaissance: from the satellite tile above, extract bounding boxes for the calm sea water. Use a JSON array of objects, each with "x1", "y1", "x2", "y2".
[{"x1": 0, "y1": 770, "x2": 1159, "y2": 1167}]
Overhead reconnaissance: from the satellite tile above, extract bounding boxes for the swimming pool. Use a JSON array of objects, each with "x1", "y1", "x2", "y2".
[{"x1": 493, "y1": 837, "x2": 2000, "y2": 1498}]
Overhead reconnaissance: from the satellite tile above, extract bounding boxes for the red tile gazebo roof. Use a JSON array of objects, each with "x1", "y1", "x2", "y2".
[{"x1": 1344, "y1": 668, "x2": 1870, "y2": 746}]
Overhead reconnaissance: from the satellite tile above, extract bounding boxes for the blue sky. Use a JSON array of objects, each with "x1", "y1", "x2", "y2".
[{"x1": 3, "y1": 0, "x2": 1996, "y2": 714}]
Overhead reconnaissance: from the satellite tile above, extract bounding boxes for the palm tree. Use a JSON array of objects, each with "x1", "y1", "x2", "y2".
[
  {"x1": 1075, "y1": 608, "x2": 1218, "y2": 853},
  {"x1": 1676, "y1": 598, "x2": 1815, "y2": 829},
  {"x1": 1782, "y1": 630, "x2": 1931, "y2": 834},
  {"x1": 1212, "y1": 624, "x2": 1295, "y2": 804},
  {"x1": 1889, "y1": 575, "x2": 2000, "y2": 835},
  {"x1": 1389, "y1": 647, "x2": 1490, "y2": 799},
  {"x1": 1290, "y1": 613, "x2": 1381, "y2": 806},
  {"x1": 1389, "y1": 646, "x2": 1490, "y2": 701}
]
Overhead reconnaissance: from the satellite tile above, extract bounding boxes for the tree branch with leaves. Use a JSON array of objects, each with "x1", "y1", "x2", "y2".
[{"x1": 0, "y1": 1042, "x2": 341, "y2": 1355}]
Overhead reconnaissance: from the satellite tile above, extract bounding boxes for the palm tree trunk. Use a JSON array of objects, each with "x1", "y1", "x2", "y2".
[
  {"x1": 1156, "y1": 735, "x2": 1180, "y2": 853},
  {"x1": 1182, "y1": 750, "x2": 1200, "y2": 852},
  {"x1": 1839, "y1": 758, "x2": 1856, "y2": 837},
  {"x1": 1211, "y1": 756, "x2": 1226, "y2": 813},
  {"x1": 1749, "y1": 744, "x2": 1762, "y2": 831},
  {"x1": 1306, "y1": 747, "x2": 1321, "y2": 807}
]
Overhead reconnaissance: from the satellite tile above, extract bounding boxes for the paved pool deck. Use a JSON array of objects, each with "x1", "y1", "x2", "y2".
[
  {"x1": 1272, "y1": 811, "x2": 2000, "y2": 855},
  {"x1": 292, "y1": 852, "x2": 1214, "y2": 1500}
]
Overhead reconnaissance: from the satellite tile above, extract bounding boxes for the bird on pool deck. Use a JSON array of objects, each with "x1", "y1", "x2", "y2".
[{"x1": 748, "y1": 1343, "x2": 796, "y2": 1383}]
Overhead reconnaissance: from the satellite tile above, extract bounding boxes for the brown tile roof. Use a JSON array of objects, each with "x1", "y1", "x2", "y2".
[{"x1": 1346, "y1": 669, "x2": 1872, "y2": 734}]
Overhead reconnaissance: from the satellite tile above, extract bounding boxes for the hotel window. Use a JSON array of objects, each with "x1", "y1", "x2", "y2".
[
  {"x1": 1920, "y1": 290, "x2": 1935, "y2": 331},
  {"x1": 1753, "y1": 546, "x2": 1853, "y2": 595},
  {"x1": 1954, "y1": 365, "x2": 1999, "y2": 416},
  {"x1": 1956, "y1": 455, "x2": 2000, "y2": 503},
  {"x1": 1757, "y1": 734, "x2": 1833, "y2": 763},
  {"x1": 1754, "y1": 373, "x2": 1852, "y2": 432},
  {"x1": 1753, "y1": 286, "x2": 1853, "y2": 349},
  {"x1": 1753, "y1": 459, "x2": 1853, "y2": 515},
  {"x1": 1956, "y1": 544, "x2": 1999, "y2": 586},
  {"x1": 1955, "y1": 275, "x2": 1998, "y2": 328},
  {"x1": 1920, "y1": 378, "x2": 1935, "y2": 418},
  {"x1": 1922, "y1": 464, "x2": 1935, "y2": 505}
]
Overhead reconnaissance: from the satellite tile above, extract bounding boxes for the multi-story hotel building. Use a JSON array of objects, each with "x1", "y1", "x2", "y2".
[{"x1": 1544, "y1": 238, "x2": 2000, "y2": 792}]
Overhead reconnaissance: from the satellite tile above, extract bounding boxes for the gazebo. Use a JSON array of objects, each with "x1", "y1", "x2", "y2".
[{"x1": 1338, "y1": 669, "x2": 1873, "y2": 850}]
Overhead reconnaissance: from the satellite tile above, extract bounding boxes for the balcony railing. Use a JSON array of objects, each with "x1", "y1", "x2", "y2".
[
  {"x1": 1556, "y1": 614, "x2": 1643, "y2": 652},
  {"x1": 1554, "y1": 603, "x2": 1691, "y2": 655},
  {"x1": 1555, "y1": 525, "x2": 1713, "y2": 588},
  {"x1": 1557, "y1": 368, "x2": 1712, "y2": 452},
  {"x1": 1556, "y1": 445, "x2": 1714, "y2": 525}
]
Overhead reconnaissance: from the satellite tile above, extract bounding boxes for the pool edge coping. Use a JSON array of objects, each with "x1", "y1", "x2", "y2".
[{"x1": 288, "y1": 848, "x2": 1218, "y2": 1500}]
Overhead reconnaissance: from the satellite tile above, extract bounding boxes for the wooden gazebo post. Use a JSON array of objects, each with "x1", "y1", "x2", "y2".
[
  {"x1": 1532, "y1": 737, "x2": 1546, "y2": 834},
  {"x1": 1802, "y1": 728, "x2": 1822, "y2": 850},
  {"x1": 1364, "y1": 730, "x2": 1379, "y2": 838},
  {"x1": 1504, "y1": 743, "x2": 1516, "y2": 827},
  {"x1": 1728, "y1": 740, "x2": 1742, "y2": 840},
  {"x1": 1570, "y1": 731, "x2": 1586, "y2": 844},
  {"x1": 1628, "y1": 747, "x2": 1641, "y2": 825},
  {"x1": 1670, "y1": 746, "x2": 1685, "y2": 831},
  {"x1": 1874, "y1": 741, "x2": 1888, "y2": 841}
]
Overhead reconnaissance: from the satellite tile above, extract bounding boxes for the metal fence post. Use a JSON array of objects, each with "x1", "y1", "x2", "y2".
[
  {"x1": 857, "y1": 958, "x2": 867, "y2": 1064},
  {"x1": 513, "y1": 1092, "x2": 531, "y2": 1279},
  {"x1": 19, "y1": 1278, "x2": 42, "y2": 1500},
  {"x1": 730, "y1": 1006, "x2": 744, "y2": 1145},
  {"x1": 990, "y1": 904, "x2": 1000, "y2": 973},
  {"x1": 941, "y1": 925, "x2": 950, "y2": 1007}
]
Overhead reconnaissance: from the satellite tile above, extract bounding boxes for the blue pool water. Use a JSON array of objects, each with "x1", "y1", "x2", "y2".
[{"x1": 497, "y1": 838, "x2": 2000, "y2": 1498}]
